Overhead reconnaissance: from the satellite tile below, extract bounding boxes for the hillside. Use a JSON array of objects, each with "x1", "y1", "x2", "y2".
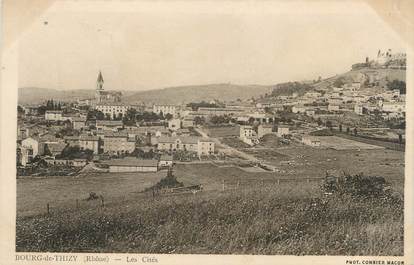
[
  {"x1": 18, "y1": 87, "x2": 95, "y2": 105},
  {"x1": 312, "y1": 68, "x2": 406, "y2": 91},
  {"x1": 18, "y1": 87, "x2": 135, "y2": 105},
  {"x1": 19, "y1": 84, "x2": 273, "y2": 105},
  {"x1": 124, "y1": 83, "x2": 273, "y2": 104}
]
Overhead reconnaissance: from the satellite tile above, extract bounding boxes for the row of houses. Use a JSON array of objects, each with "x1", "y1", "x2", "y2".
[{"x1": 239, "y1": 124, "x2": 290, "y2": 146}]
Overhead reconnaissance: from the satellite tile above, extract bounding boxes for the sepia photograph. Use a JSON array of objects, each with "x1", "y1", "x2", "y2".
[{"x1": 1, "y1": 0, "x2": 413, "y2": 264}]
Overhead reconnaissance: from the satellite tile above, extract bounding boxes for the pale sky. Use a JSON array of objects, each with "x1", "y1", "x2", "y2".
[{"x1": 18, "y1": 1, "x2": 406, "y2": 91}]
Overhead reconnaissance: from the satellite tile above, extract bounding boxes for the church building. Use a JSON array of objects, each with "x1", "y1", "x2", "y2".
[{"x1": 95, "y1": 71, "x2": 122, "y2": 104}]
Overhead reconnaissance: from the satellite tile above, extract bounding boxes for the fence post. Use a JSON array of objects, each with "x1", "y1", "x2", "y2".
[
  {"x1": 277, "y1": 179, "x2": 280, "y2": 185},
  {"x1": 100, "y1": 196, "x2": 105, "y2": 207},
  {"x1": 237, "y1": 181, "x2": 240, "y2": 189},
  {"x1": 222, "y1": 180, "x2": 225, "y2": 191},
  {"x1": 46, "y1": 203, "x2": 50, "y2": 215}
]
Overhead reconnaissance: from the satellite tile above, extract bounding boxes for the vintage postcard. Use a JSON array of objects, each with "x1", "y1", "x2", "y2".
[{"x1": 1, "y1": 0, "x2": 413, "y2": 264}]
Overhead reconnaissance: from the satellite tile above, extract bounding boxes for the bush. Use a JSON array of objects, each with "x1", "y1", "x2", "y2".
[
  {"x1": 145, "y1": 168, "x2": 184, "y2": 192},
  {"x1": 323, "y1": 173, "x2": 389, "y2": 198}
]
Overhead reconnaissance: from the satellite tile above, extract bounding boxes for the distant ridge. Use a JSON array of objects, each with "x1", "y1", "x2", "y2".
[
  {"x1": 18, "y1": 83, "x2": 273, "y2": 105},
  {"x1": 124, "y1": 83, "x2": 273, "y2": 104},
  {"x1": 18, "y1": 87, "x2": 95, "y2": 105}
]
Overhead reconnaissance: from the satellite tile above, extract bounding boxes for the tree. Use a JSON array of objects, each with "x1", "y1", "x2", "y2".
[
  {"x1": 87, "y1": 109, "x2": 105, "y2": 120},
  {"x1": 353, "y1": 128, "x2": 358, "y2": 136},
  {"x1": 165, "y1": 113, "x2": 173, "y2": 120},
  {"x1": 339, "y1": 124, "x2": 343, "y2": 132},
  {"x1": 346, "y1": 127, "x2": 350, "y2": 134},
  {"x1": 194, "y1": 116, "x2": 205, "y2": 126},
  {"x1": 264, "y1": 107, "x2": 273, "y2": 114},
  {"x1": 316, "y1": 117, "x2": 323, "y2": 126},
  {"x1": 387, "y1": 80, "x2": 406, "y2": 94},
  {"x1": 398, "y1": 134, "x2": 403, "y2": 144},
  {"x1": 17, "y1": 105, "x2": 25, "y2": 115},
  {"x1": 248, "y1": 117, "x2": 256, "y2": 125},
  {"x1": 43, "y1": 144, "x2": 52, "y2": 156},
  {"x1": 333, "y1": 77, "x2": 345, "y2": 88},
  {"x1": 57, "y1": 145, "x2": 94, "y2": 161},
  {"x1": 325, "y1": 120, "x2": 333, "y2": 130}
]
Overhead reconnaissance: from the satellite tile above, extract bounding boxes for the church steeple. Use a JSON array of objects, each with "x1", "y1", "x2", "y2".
[{"x1": 97, "y1": 71, "x2": 104, "y2": 90}]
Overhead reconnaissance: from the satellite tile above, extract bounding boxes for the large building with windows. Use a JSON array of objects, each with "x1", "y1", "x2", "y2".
[
  {"x1": 153, "y1": 104, "x2": 177, "y2": 116},
  {"x1": 95, "y1": 102, "x2": 130, "y2": 119},
  {"x1": 102, "y1": 132, "x2": 136, "y2": 154}
]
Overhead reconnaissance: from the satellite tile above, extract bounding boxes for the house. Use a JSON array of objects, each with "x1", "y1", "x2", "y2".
[
  {"x1": 328, "y1": 104, "x2": 340, "y2": 112},
  {"x1": 19, "y1": 146, "x2": 34, "y2": 166},
  {"x1": 175, "y1": 128, "x2": 191, "y2": 137},
  {"x1": 71, "y1": 116, "x2": 87, "y2": 130},
  {"x1": 23, "y1": 105, "x2": 40, "y2": 116},
  {"x1": 277, "y1": 125, "x2": 290, "y2": 137},
  {"x1": 182, "y1": 117, "x2": 195, "y2": 128},
  {"x1": 95, "y1": 102, "x2": 130, "y2": 119},
  {"x1": 153, "y1": 104, "x2": 177, "y2": 116},
  {"x1": 302, "y1": 136, "x2": 321, "y2": 147},
  {"x1": 306, "y1": 110, "x2": 315, "y2": 116},
  {"x1": 304, "y1": 92, "x2": 322, "y2": 99},
  {"x1": 96, "y1": 120, "x2": 123, "y2": 131},
  {"x1": 24, "y1": 124, "x2": 49, "y2": 137},
  {"x1": 45, "y1": 110, "x2": 64, "y2": 121},
  {"x1": 354, "y1": 104, "x2": 364, "y2": 115},
  {"x1": 73, "y1": 159, "x2": 88, "y2": 167},
  {"x1": 239, "y1": 125, "x2": 258, "y2": 146},
  {"x1": 257, "y1": 124, "x2": 273, "y2": 138},
  {"x1": 240, "y1": 125, "x2": 254, "y2": 139},
  {"x1": 292, "y1": 105, "x2": 307, "y2": 114},
  {"x1": 79, "y1": 135, "x2": 100, "y2": 154},
  {"x1": 21, "y1": 137, "x2": 43, "y2": 157},
  {"x1": 64, "y1": 136, "x2": 81, "y2": 147},
  {"x1": 47, "y1": 142, "x2": 67, "y2": 156},
  {"x1": 328, "y1": 98, "x2": 343, "y2": 105},
  {"x1": 106, "y1": 158, "x2": 158, "y2": 173},
  {"x1": 197, "y1": 138, "x2": 215, "y2": 156},
  {"x1": 103, "y1": 132, "x2": 135, "y2": 154},
  {"x1": 159, "y1": 154, "x2": 174, "y2": 167},
  {"x1": 382, "y1": 102, "x2": 405, "y2": 113},
  {"x1": 168, "y1": 118, "x2": 181, "y2": 131},
  {"x1": 157, "y1": 136, "x2": 215, "y2": 156}
]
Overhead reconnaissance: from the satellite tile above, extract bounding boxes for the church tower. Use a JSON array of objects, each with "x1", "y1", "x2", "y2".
[
  {"x1": 97, "y1": 71, "x2": 104, "y2": 90},
  {"x1": 95, "y1": 71, "x2": 104, "y2": 103}
]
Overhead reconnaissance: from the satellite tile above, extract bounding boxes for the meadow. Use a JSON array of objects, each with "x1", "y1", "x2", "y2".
[
  {"x1": 16, "y1": 179, "x2": 404, "y2": 255},
  {"x1": 16, "y1": 145, "x2": 405, "y2": 255}
]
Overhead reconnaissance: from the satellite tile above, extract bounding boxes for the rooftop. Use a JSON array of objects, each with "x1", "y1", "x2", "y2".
[{"x1": 106, "y1": 158, "x2": 158, "y2": 167}]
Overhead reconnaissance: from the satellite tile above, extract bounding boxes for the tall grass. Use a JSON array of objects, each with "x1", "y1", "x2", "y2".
[{"x1": 16, "y1": 182, "x2": 403, "y2": 255}]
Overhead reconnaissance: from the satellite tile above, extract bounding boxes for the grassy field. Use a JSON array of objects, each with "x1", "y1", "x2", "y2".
[
  {"x1": 17, "y1": 146, "x2": 404, "y2": 217},
  {"x1": 16, "y1": 180, "x2": 404, "y2": 255},
  {"x1": 16, "y1": 143, "x2": 405, "y2": 255},
  {"x1": 17, "y1": 171, "x2": 166, "y2": 217},
  {"x1": 203, "y1": 125, "x2": 240, "y2": 138},
  {"x1": 233, "y1": 142, "x2": 404, "y2": 186}
]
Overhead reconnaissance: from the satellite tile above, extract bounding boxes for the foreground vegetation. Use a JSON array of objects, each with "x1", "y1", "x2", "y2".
[{"x1": 16, "y1": 174, "x2": 403, "y2": 255}]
